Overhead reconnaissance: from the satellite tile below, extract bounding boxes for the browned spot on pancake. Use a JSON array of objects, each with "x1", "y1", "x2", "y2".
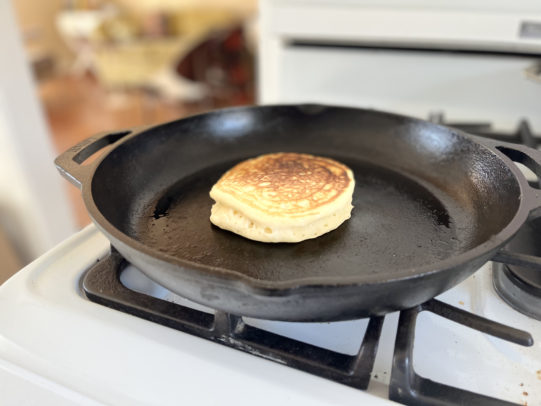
[{"x1": 214, "y1": 153, "x2": 352, "y2": 216}]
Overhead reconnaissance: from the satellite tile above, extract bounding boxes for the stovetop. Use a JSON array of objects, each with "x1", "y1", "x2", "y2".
[
  {"x1": 1, "y1": 117, "x2": 541, "y2": 405},
  {"x1": 0, "y1": 225, "x2": 539, "y2": 405}
]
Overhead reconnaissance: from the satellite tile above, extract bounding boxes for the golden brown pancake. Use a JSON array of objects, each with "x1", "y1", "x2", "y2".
[{"x1": 209, "y1": 153, "x2": 355, "y2": 242}]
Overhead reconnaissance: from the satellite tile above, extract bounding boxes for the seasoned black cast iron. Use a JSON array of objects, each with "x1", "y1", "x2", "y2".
[{"x1": 55, "y1": 105, "x2": 541, "y2": 321}]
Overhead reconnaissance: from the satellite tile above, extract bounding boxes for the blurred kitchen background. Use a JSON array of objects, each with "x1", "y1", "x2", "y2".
[
  {"x1": 1, "y1": 0, "x2": 541, "y2": 283},
  {"x1": 1, "y1": 0, "x2": 257, "y2": 282},
  {"x1": 18, "y1": 0, "x2": 257, "y2": 224}
]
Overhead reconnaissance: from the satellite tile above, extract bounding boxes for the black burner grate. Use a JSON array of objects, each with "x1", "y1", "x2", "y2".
[
  {"x1": 390, "y1": 300, "x2": 532, "y2": 406},
  {"x1": 83, "y1": 250, "x2": 384, "y2": 390},
  {"x1": 83, "y1": 248, "x2": 533, "y2": 406}
]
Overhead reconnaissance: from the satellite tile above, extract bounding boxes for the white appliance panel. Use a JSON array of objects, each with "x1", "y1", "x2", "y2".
[{"x1": 278, "y1": 46, "x2": 541, "y2": 130}]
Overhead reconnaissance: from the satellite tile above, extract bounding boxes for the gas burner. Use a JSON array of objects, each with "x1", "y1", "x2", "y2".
[{"x1": 493, "y1": 217, "x2": 541, "y2": 320}]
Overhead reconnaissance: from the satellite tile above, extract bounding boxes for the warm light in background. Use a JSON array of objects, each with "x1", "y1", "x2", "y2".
[
  {"x1": 12, "y1": 0, "x2": 257, "y2": 228},
  {"x1": 0, "y1": 0, "x2": 257, "y2": 281}
]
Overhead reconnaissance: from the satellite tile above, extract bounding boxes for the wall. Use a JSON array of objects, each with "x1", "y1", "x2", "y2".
[
  {"x1": 113, "y1": 0, "x2": 256, "y2": 14},
  {"x1": 0, "y1": 1, "x2": 76, "y2": 266},
  {"x1": 12, "y1": 0, "x2": 74, "y2": 71}
]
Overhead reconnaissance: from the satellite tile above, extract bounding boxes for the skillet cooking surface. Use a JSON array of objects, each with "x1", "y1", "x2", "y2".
[{"x1": 138, "y1": 159, "x2": 466, "y2": 282}]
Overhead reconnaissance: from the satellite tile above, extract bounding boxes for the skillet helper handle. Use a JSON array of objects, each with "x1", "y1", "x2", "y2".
[
  {"x1": 484, "y1": 139, "x2": 541, "y2": 217},
  {"x1": 484, "y1": 139, "x2": 541, "y2": 270},
  {"x1": 54, "y1": 130, "x2": 132, "y2": 189}
]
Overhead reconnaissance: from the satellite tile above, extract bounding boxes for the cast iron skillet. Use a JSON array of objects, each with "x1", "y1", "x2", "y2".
[{"x1": 55, "y1": 105, "x2": 541, "y2": 321}]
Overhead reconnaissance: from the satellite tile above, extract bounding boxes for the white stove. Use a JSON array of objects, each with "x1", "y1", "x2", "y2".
[
  {"x1": 2, "y1": 1, "x2": 541, "y2": 404},
  {"x1": 0, "y1": 225, "x2": 539, "y2": 405}
]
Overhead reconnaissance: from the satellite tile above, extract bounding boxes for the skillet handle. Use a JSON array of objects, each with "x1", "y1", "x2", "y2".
[
  {"x1": 474, "y1": 137, "x2": 541, "y2": 271},
  {"x1": 479, "y1": 137, "x2": 541, "y2": 218},
  {"x1": 54, "y1": 130, "x2": 133, "y2": 189}
]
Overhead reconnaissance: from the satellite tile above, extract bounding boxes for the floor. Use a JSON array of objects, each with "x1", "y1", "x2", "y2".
[{"x1": 41, "y1": 74, "x2": 234, "y2": 228}]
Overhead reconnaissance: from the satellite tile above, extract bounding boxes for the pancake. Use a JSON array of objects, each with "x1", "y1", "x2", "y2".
[{"x1": 209, "y1": 152, "x2": 355, "y2": 242}]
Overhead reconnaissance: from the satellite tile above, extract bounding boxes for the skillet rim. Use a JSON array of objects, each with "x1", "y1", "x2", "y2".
[{"x1": 79, "y1": 104, "x2": 535, "y2": 294}]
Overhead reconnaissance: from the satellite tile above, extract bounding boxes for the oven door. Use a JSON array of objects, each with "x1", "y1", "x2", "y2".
[{"x1": 264, "y1": 43, "x2": 541, "y2": 131}]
